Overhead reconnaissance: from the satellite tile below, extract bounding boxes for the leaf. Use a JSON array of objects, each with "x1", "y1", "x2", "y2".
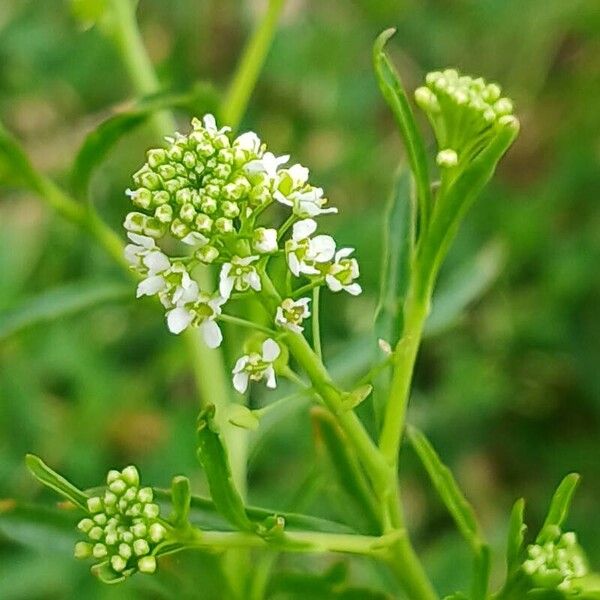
[
  {"x1": 0, "y1": 280, "x2": 130, "y2": 341},
  {"x1": 196, "y1": 406, "x2": 254, "y2": 531},
  {"x1": 170, "y1": 475, "x2": 191, "y2": 529},
  {"x1": 506, "y1": 498, "x2": 527, "y2": 576},
  {"x1": 25, "y1": 454, "x2": 89, "y2": 512},
  {"x1": 537, "y1": 473, "x2": 580, "y2": 544},
  {"x1": 71, "y1": 83, "x2": 219, "y2": 200},
  {"x1": 374, "y1": 167, "x2": 415, "y2": 346},
  {"x1": 0, "y1": 121, "x2": 45, "y2": 192},
  {"x1": 311, "y1": 407, "x2": 381, "y2": 534},
  {"x1": 471, "y1": 543, "x2": 491, "y2": 600},
  {"x1": 407, "y1": 426, "x2": 483, "y2": 548},
  {"x1": 373, "y1": 29, "x2": 432, "y2": 234},
  {"x1": 424, "y1": 241, "x2": 505, "y2": 338}
]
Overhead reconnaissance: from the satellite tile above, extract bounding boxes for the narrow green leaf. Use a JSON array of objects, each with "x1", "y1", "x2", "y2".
[
  {"x1": 0, "y1": 121, "x2": 45, "y2": 191},
  {"x1": 424, "y1": 241, "x2": 505, "y2": 338},
  {"x1": 196, "y1": 406, "x2": 254, "y2": 531},
  {"x1": 0, "y1": 280, "x2": 130, "y2": 341},
  {"x1": 170, "y1": 475, "x2": 191, "y2": 529},
  {"x1": 373, "y1": 29, "x2": 432, "y2": 234},
  {"x1": 471, "y1": 543, "x2": 491, "y2": 600},
  {"x1": 311, "y1": 407, "x2": 381, "y2": 534},
  {"x1": 537, "y1": 473, "x2": 580, "y2": 543},
  {"x1": 71, "y1": 83, "x2": 219, "y2": 200},
  {"x1": 408, "y1": 426, "x2": 482, "y2": 546},
  {"x1": 25, "y1": 454, "x2": 89, "y2": 512},
  {"x1": 506, "y1": 498, "x2": 527, "y2": 575}
]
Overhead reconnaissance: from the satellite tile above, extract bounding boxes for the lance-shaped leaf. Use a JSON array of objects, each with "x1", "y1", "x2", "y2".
[
  {"x1": 536, "y1": 473, "x2": 580, "y2": 544},
  {"x1": 25, "y1": 454, "x2": 89, "y2": 512},
  {"x1": 311, "y1": 407, "x2": 381, "y2": 534},
  {"x1": 169, "y1": 475, "x2": 192, "y2": 530},
  {"x1": 408, "y1": 426, "x2": 489, "y2": 598},
  {"x1": 71, "y1": 83, "x2": 219, "y2": 200},
  {"x1": 506, "y1": 498, "x2": 527, "y2": 576},
  {"x1": 373, "y1": 29, "x2": 432, "y2": 235},
  {"x1": 0, "y1": 280, "x2": 130, "y2": 341},
  {"x1": 196, "y1": 405, "x2": 254, "y2": 531}
]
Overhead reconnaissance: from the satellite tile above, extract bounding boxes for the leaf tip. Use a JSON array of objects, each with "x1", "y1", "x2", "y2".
[{"x1": 374, "y1": 28, "x2": 397, "y2": 57}]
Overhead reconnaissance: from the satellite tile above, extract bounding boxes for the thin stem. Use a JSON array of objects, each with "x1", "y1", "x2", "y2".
[
  {"x1": 253, "y1": 389, "x2": 310, "y2": 419},
  {"x1": 219, "y1": 313, "x2": 277, "y2": 337},
  {"x1": 277, "y1": 214, "x2": 296, "y2": 240},
  {"x1": 312, "y1": 286, "x2": 322, "y2": 361},
  {"x1": 221, "y1": 0, "x2": 287, "y2": 129},
  {"x1": 291, "y1": 279, "x2": 323, "y2": 299}
]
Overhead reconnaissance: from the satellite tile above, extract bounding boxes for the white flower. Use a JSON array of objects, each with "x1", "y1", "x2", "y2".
[
  {"x1": 285, "y1": 219, "x2": 335, "y2": 277},
  {"x1": 275, "y1": 298, "x2": 311, "y2": 333},
  {"x1": 235, "y1": 131, "x2": 262, "y2": 153},
  {"x1": 325, "y1": 248, "x2": 362, "y2": 296},
  {"x1": 253, "y1": 227, "x2": 278, "y2": 254},
  {"x1": 137, "y1": 261, "x2": 198, "y2": 309},
  {"x1": 245, "y1": 151, "x2": 289, "y2": 180},
  {"x1": 124, "y1": 233, "x2": 170, "y2": 275},
  {"x1": 232, "y1": 338, "x2": 281, "y2": 394},
  {"x1": 219, "y1": 255, "x2": 262, "y2": 299},
  {"x1": 200, "y1": 113, "x2": 231, "y2": 135},
  {"x1": 275, "y1": 186, "x2": 338, "y2": 218},
  {"x1": 166, "y1": 293, "x2": 226, "y2": 347}
]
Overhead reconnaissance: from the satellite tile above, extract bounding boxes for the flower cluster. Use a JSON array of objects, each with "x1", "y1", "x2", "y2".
[
  {"x1": 74, "y1": 466, "x2": 167, "y2": 579},
  {"x1": 523, "y1": 531, "x2": 588, "y2": 593},
  {"x1": 414, "y1": 69, "x2": 517, "y2": 171},
  {"x1": 124, "y1": 115, "x2": 363, "y2": 393}
]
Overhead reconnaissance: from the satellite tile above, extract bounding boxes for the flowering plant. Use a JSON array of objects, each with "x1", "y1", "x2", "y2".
[{"x1": 1, "y1": 2, "x2": 597, "y2": 598}]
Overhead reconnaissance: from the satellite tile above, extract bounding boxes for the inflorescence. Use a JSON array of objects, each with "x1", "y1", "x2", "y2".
[
  {"x1": 124, "y1": 115, "x2": 361, "y2": 393},
  {"x1": 74, "y1": 466, "x2": 168, "y2": 578},
  {"x1": 414, "y1": 69, "x2": 517, "y2": 172}
]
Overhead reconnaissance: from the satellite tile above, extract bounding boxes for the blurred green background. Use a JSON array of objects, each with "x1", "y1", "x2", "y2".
[{"x1": 0, "y1": 0, "x2": 599, "y2": 598}]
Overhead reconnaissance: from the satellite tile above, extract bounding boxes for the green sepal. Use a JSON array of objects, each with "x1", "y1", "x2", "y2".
[
  {"x1": 537, "y1": 473, "x2": 580, "y2": 544},
  {"x1": 342, "y1": 384, "x2": 373, "y2": 411},
  {"x1": 169, "y1": 476, "x2": 192, "y2": 531},
  {"x1": 506, "y1": 498, "x2": 527, "y2": 576},
  {"x1": 25, "y1": 454, "x2": 89, "y2": 512},
  {"x1": 256, "y1": 514, "x2": 286, "y2": 541},
  {"x1": 72, "y1": 83, "x2": 219, "y2": 200},
  {"x1": 311, "y1": 407, "x2": 381, "y2": 534},
  {"x1": 196, "y1": 405, "x2": 254, "y2": 531},
  {"x1": 373, "y1": 29, "x2": 433, "y2": 235},
  {"x1": 90, "y1": 561, "x2": 133, "y2": 584}
]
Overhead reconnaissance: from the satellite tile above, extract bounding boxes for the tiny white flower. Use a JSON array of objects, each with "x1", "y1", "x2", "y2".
[
  {"x1": 125, "y1": 233, "x2": 170, "y2": 273},
  {"x1": 219, "y1": 255, "x2": 262, "y2": 299},
  {"x1": 325, "y1": 248, "x2": 362, "y2": 296},
  {"x1": 275, "y1": 298, "x2": 311, "y2": 333},
  {"x1": 232, "y1": 338, "x2": 281, "y2": 394},
  {"x1": 275, "y1": 186, "x2": 338, "y2": 218},
  {"x1": 253, "y1": 227, "x2": 278, "y2": 254},
  {"x1": 285, "y1": 219, "x2": 336, "y2": 277},
  {"x1": 245, "y1": 151, "x2": 289, "y2": 180},
  {"x1": 235, "y1": 131, "x2": 262, "y2": 153},
  {"x1": 166, "y1": 293, "x2": 226, "y2": 346},
  {"x1": 201, "y1": 113, "x2": 231, "y2": 135}
]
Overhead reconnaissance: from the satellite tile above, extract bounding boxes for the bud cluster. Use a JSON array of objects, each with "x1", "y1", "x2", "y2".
[
  {"x1": 523, "y1": 531, "x2": 588, "y2": 593},
  {"x1": 74, "y1": 466, "x2": 167, "y2": 578},
  {"x1": 415, "y1": 69, "x2": 518, "y2": 170}
]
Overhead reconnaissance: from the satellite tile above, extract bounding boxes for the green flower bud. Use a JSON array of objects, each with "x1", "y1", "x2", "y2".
[
  {"x1": 147, "y1": 148, "x2": 167, "y2": 168},
  {"x1": 78, "y1": 518, "x2": 94, "y2": 533},
  {"x1": 180, "y1": 203, "x2": 197, "y2": 223},
  {"x1": 215, "y1": 217, "x2": 234, "y2": 234},
  {"x1": 133, "y1": 539, "x2": 150, "y2": 556},
  {"x1": 155, "y1": 204, "x2": 173, "y2": 223},
  {"x1": 221, "y1": 200, "x2": 240, "y2": 218},
  {"x1": 74, "y1": 541, "x2": 93, "y2": 559},
  {"x1": 170, "y1": 218, "x2": 190, "y2": 239},
  {"x1": 87, "y1": 497, "x2": 103, "y2": 513},
  {"x1": 93, "y1": 543, "x2": 108, "y2": 559},
  {"x1": 137, "y1": 487, "x2": 153, "y2": 503},
  {"x1": 195, "y1": 245, "x2": 219, "y2": 264},
  {"x1": 111, "y1": 555, "x2": 127, "y2": 573},
  {"x1": 436, "y1": 149, "x2": 458, "y2": 168},
  {"x1": 131, "y1": 188, "x2": 153, "y2": 209},
  {"x1": 138, "y1": 556, "x2": 157, "y2": 574},
  {"x1": 195, "y1": 213, "x2": 213, "y2": 233},
  {"x1": 152, "y1": 190, "x2": 170, "y2": 206}
]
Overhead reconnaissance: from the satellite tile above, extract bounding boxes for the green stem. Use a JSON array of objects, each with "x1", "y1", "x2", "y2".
[
  {"x1": 219, "y1": 313, "x2": 277, "y2": 336},
  {"x1": 312, "y1": 286, "x2": 322, "y2": 360},
  {"x1": 221, "y1": 0, "x2": 287, "y2": 129}
]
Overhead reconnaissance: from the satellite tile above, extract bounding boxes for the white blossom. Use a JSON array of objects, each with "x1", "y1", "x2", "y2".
[
  {"x1": 253, "y1": 227, "x2": 278, "y2": 254},
  {"x1": 235, "y1": 131, "x2": 262, "y2": 153},
  {"x1": 166, "y1": 293, "x2": 226, "y2": 347},
  {"x1": 285, "y1": 219, "x2": 335, "y2": 277},
  {"x1": 275, "y1": 298, "x2": 311, "y2": 333},
  {"x1": 245, "y1": 151, "x2": 289, "y2": 180},
  {"x1": 325, "y1": 248, "x2": 362, "y2": 295},
  {"x1": 219, "y1": 255, "x2": 262, "y2": 299},
  {"x1": 199, "y1": 113, "x2": 231, "y2": 135},
  {"x1": 232, "y1": 338, "x2": 281, "y2": 394},
  {"x1": 275, "y1": 186, "x2": 337, "y2": 218},
  {"x1": 125, "y1": 233, "x2": 170, "y2": 274}
]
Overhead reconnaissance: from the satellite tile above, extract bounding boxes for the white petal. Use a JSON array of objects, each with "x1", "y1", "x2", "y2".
[
  {"x1": 244, "y1": 159, "x2": 265, "y2": 174},
  {"x1": 292, "y1": 219, "x2": 317, "y2": 241},
  {"x1": 127, "y1": 232, "x2": 155, "y2": 248},
  {"x1": 181, "y1": 232, "x2": 208, "y2": 246},
  {"x1": 247, "y1": 271, "x2": 262, "y2": 292},
  {"x1": 262, "y1": 338, "x2": 280, "y2": 362},
  {"x1": 345, "y1": 283, "x2": 362, "y2": 296},
  {"x1": 335, "y1": 247, "x2": 355, "y2": 261},
  {"x1": 287, "y1": 253, "x2": 301, "y2": 277},
  {"x1": 288, "y1": 164, "x2": 309, "y2": 185},
  {"x1": 180, "y1": 280, "x2": 200, "y2": 303},
  {"x1": 232, "y1": 372, "x2": 249, "y2": 394},
  {"x1": 219, "y1": 276, "x2": 234, "y2": 299},
  {"x1": 124, "y1": 244, "x2": 141, "y2": 266},
  {"x1": 265, "y1": 366, "x2": 277, "y2": 389},
  {"x1": 236, "y1": 255, "x2": 259, "y2": 266},
  {"x1": 203, "y1": 114, "x2": 217, "y2": 131},
  {"x1": 273, "y1": 190, "x2": 293, "y2": 207},
  {"x1": 296, "y1": 201, "x2": 320, "y2": 218},
  {"x1": 298, "y1": 262, "x2": 320, "y2": 276},
  {"x1": 236, "y1": 131, "x2": 261, "y2": 152},
  {"x1": 200, "y1": 320, "x2": 223, "y2": 349},
  {"x1": 167, "y1": 307, "x2": 193, "y2": 334},
  {"x1": 325, "y1": 274, "x2": 343, "y2": 292},
  {"x1": 233, "y1": 356, "x2": 249, "y2": 374},
  {"x1": 311, "y1": 235, "x2": 336, "y2": 262},
  {"x1": 137, "y1": 275, "x2": 166, "y2": 297},
  {"x1": 143, "y1": 251, "x2": 171, "y2": 274},
  {"x1": 275, "y1": 306, "x2": 285, "y2": 326}
]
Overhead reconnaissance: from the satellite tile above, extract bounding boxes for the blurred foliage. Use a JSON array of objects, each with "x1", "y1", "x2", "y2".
[{"x1": 0, "y1": 0, "x2": 599, "y2": 597}]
